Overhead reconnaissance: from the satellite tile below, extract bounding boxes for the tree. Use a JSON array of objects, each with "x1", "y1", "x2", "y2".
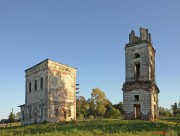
[
  {"x1": 15, "y1": 112, "x2": 21, "y2": 121},
  {"x1": 106, "y1": 108, "x2": 120, "y2": 118},
  {"x1": 8, "y1": 112, "x2": 15, "y2": 126},
  {"x1": 159, "y1": 107, "x2": 173, "y2": 117},
  {"x1": 171, "y1": 102, "x2": 180, "y2": 117},
  {"x1": 171, "y1": 103, "x2": 178, "y2": 116},
  {"x1": 113, "y1": 101, "x2": 124, "y2": 115},
  {"x1": 87, "y1": 98, "x2": 95, "y2": 117},
  {"x1": 76, "y1": 96, "x2": 90, "y2": 118},
  {"x1": 91, "y1": 88, "x2": 108, "y2": 117}
]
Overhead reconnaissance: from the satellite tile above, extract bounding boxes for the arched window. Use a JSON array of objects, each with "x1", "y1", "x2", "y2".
[{"x1": 134, "y1": 53, "x2": 140, "y2": 58}]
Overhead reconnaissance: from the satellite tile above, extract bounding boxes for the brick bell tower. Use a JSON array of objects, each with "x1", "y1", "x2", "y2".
[{"x1": 122, "y1": 28, "x2": 159, "y2": 121}]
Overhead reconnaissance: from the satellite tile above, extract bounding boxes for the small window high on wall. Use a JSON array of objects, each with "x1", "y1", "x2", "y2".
[
  {"x1": 135, "y1": 53, "x2": 140, "y2": 58},
  {"x1": 135, "y1": 63, "x2": 140, "y2": 78},
  {"x1": 134, "y1": 95, "x2": 140, "y2": 101}
]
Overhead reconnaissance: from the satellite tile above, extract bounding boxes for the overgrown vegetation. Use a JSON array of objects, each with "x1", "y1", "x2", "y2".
[
  {"x1": 76, "y1": 88, "x2": 123, "y2": 119},
  {"x1": 0, "y1": 118, "x2": 179, "y2": 136}
]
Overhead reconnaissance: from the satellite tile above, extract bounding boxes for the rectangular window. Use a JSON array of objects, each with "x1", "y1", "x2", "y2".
[
  {"x1": 29, "y1": 82, "x2": 31, "y2": 93},
  {"x1": 135, "y1": 63, "x2": 140, "y2": 78},
  {"x1": 40, "y1": 77, "x2": 43, "y2": 89},
  {"x1": 55, "y1": 108, "x2": 58, "y2": 117},
  {"x1": 41, "y1": 108, "x2": 43, "y2": 118},
  {"x1": 35, "y1": 80, "x2": 37, "y2": 91},
  {"x1": 29, "y1": 109, "x2": 31, "y2": 120},
  {"x1": 22, "y1": 111, "x2": 24, "y2": 121},
  {"x1": 134, "y1": 95, "x2": 139, "y2": 102},
  {"x1": 68, "y1": 110, "x2": 71, "y2": 117}
]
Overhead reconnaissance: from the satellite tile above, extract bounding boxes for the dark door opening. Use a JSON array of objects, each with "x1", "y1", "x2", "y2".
[{"x1": 134, "y1": 104, "x2": 141, "y2": 119}]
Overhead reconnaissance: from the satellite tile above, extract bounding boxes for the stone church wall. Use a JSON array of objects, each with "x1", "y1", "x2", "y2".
[
  {"x1": 123, "y1": 89, "x2": 151, "y2": 120},
  {"x1": 19, "y1": 59, "x2": 76, "y2": 125}
]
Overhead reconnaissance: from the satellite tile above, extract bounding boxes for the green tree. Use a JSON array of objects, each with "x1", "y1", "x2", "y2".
[
  {"x1": 171, "y1": 103, "x2": 178, "y2": 116},
  {"x1": 15, "y1": 112, "x2": 21, "y2": 120},
  {"x1": 91, "y1": 88, "x2": 108, "y2": 117},
  {"x1": 76, "y1": 96, "x2": 90, "y2": 118},
  {"x1": 8, "y1": 112, "x2": 15, "y2": 126},
  {"x1": 87, "y1": 98, "x2": 95, "y2": 117},
  {"x1": 159, "y1": 107, "x2": 173, "y2": 117},
  {"x1": 113, "y1": 101, "x2": 124, "y2": 115},
  {"x1": 106, "y1": 108, "x2": 120, "y2": 118}
]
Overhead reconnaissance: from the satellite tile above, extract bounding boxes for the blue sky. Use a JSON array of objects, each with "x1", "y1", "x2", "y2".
[{"x1": 0, "y1": 0, "x2": 179, "y2": 119}]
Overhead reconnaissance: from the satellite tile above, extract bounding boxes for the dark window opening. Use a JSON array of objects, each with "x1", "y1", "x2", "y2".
[
  {"x1": 22, "y1": 111, "x2": 24, "y2": 121},
  {"x1": 29, "y1": 109, "x2": 32, "y2": 120},
  {"x1": 41, "y1": 108, "x2": 43, "y2": 118},
  {"x1": 35, "y1": 80, "x2": 37, "y2": 91},
  {"x1": 135, "y1": 53, "x2": 140, "y2": 58},
  {"x1": 29, "y1": 82, "x2": 31, "y2": 93},
  {"x1": 135, "y1": 63, "x2": 140, "y2": 78},
  {"x1": 68, "y1": 110, "x2": 71, "y2": 117},
  {"x1": 55, "y1": 108, "x2": 58, "y2": 117},
  {"x1": 64, "y1": 110, "x2": 66, "y2": 119},
  {"x1": 134, "y1": 95, "x2": 139, "y2": 101},
  {"x1": 150, "y1": 64, "x2": 154, "y2": 80},
  {"x1": 40, "y1": 77, "x2": 43, "y2": 89}
]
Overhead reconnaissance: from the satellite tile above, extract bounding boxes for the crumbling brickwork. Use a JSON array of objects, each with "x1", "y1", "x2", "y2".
[
  {"x1": 122, "y1": 28, "x2": 159, "y2": 121},
  {"x1": 19, "y1": 59, "x2": 76, "y2": 124}
]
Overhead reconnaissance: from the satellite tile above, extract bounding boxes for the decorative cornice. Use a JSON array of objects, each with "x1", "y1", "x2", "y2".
[{"x1": 122, "y1": 81, "x2": 159, "y2": 93}]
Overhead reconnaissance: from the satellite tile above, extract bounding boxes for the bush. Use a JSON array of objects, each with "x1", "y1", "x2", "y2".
[
  {"x1": 78, "y1": 114, "x2": 84, "y2": 120},
  {"x1": 106, "y1": 108, "x2": 121, "y2": 118},
  {"x1": 89, "y1": 115, "x2": 94, "y2": 120}
]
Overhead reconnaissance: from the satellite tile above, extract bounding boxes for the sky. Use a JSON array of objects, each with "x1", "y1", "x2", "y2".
[{"x1": 0, "y1": 0, "x2": 180, "y2": 120}]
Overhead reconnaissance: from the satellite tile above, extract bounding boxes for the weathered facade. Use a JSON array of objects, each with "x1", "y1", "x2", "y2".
[
  {"x1": 122, "y1": 28, "x2": 159, "y2": 121},
  {"x1": 19, "y1": 59, "x2": 76, "y2": 124}
]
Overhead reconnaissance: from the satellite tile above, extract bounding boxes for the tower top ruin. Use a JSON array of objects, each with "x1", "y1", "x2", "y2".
[{"x1": 129, "y1": 28, "x2": 151, "y2": 44}]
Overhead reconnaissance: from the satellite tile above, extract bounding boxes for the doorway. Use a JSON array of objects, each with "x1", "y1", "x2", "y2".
[{"x1": 134, "y1": 104, "x2": 141, "y2": 119}]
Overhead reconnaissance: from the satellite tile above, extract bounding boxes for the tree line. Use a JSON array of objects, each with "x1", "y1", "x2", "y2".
[
  {"x1": 77, "y1": 88, "x2": 180, "y2": 119},
  {"x1": 76, "y1": 88, "x2": 123, "y2": 119},
  {"x1": 2, "y1": 88, "x2": 179, "y2": 123}
]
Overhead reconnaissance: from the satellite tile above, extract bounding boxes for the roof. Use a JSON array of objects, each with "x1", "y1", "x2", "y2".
[
  {"x1": 18, "y1": 104, "x2": 25, "y2": 107},
  {"x1": 25, "y1": 58, "x2": 76, "y2": 72}
]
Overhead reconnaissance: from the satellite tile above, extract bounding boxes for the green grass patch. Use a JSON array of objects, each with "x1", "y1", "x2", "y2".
[{"x1": 0, "y1": 118, "x2": 179, "y2": 136}]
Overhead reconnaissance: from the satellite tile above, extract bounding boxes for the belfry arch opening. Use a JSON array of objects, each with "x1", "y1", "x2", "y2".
[
  {"x1": 134, "y1": 53, "x2": 140, "y2": 58},
  {"x1": 135, "y1": 63, "x2": 140, "y2": 78}
]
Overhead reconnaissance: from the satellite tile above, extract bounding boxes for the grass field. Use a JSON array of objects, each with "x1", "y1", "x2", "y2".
[{"x1": 0, "y1": 118, "x2": 179, "y2": 136}]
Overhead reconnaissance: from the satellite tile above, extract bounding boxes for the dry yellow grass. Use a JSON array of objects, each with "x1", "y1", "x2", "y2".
[{"x1": 0, "y1": 122, "x2": 20, "y2": 128}]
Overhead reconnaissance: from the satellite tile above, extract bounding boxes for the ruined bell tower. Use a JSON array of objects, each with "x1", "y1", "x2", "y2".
[{"x1": 122, "y1": 28, "x2": 159, "y2": 121}]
